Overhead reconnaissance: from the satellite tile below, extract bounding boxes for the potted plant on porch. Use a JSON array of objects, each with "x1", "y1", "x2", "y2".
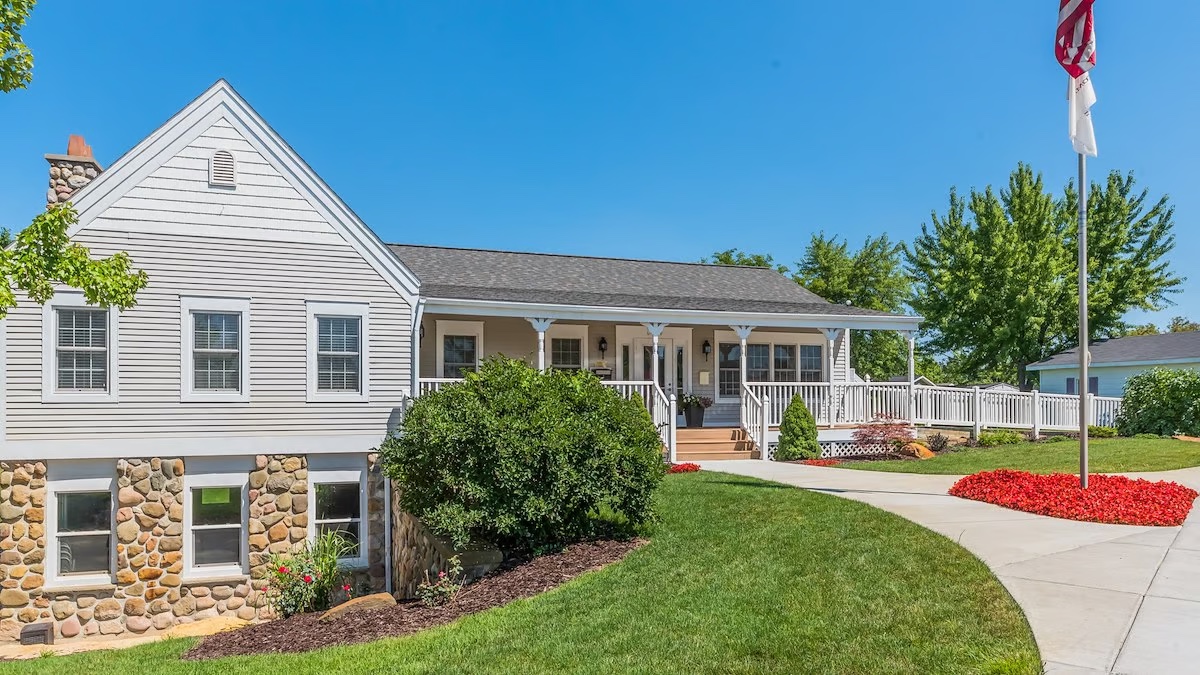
[{"x1": 679, "y1": 392, "x2": 713, "y2": 428}]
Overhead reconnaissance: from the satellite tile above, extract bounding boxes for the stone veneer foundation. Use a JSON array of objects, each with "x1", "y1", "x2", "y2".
[{"x1": 0, "y1": 453, "x2": 386, "y2": 642}]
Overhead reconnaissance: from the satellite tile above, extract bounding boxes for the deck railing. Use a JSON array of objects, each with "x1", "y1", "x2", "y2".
[
  {"x1": 743, "y1": 382, "x2": 1122, "y2": 435},
  {"x1": 740, "y1": 384, "x2": 769, "y2": 461}
]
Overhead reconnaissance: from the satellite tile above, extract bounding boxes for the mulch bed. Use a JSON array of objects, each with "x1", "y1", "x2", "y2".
[
  {"x1": 949, "y1": 469, "x2": 1199, "y2": 526},
  {"x1": 183, "y1": 539, "x2": 646, "y2": 660}
]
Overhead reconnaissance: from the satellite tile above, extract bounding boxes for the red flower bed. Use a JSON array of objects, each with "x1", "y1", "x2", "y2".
[
  {"x1": 667, "y1": 462, "x2": 701, "y2": 474},
  {"x1": 949, "y1": 469, "x2": 1199, "y2": 526},
  {"x1": 799, "y1": 459, "x2": 841, "y2": 467}
]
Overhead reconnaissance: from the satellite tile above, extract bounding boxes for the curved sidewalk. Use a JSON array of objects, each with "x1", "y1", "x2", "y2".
[{"x1": 700, "y1": 460, "x2": 1200, "y2": 675}]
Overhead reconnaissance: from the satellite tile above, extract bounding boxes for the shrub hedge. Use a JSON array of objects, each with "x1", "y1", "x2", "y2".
[
  {"x1": 775, "y1": 394, "x2": 821, "y2": 461},
  {"x1": 977, "y1": 430, "x2": 1025, "y2": 447},
  {"x1": 1117, "y1": 368, "x2": 1200, "y2": 437},
  {"x1": 379, "y1": 357, "x2": 666, "y2": 552}
]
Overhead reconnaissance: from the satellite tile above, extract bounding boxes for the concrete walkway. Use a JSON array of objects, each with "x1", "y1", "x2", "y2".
[{"x1": 700, "y1": 460, "x2": 1200, "y2": 675}]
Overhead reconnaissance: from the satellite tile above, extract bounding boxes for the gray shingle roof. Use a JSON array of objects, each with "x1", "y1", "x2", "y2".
[
  {"x1": 387, "y1": 245, "x2": 901, "y2": 317},
  {"x1": 1031, "y1": 331, "x2": 1200, "y2": 368}
]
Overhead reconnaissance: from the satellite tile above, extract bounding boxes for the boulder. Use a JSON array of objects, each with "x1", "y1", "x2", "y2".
[
  {"x1": 319, "y1": 592, "x2": 397, "y2": 622},
  {"x1": 901, "y1": 441, "x2": 936, "y2": 460}
]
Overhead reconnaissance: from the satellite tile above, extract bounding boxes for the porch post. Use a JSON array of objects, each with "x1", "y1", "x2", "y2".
[
  {"x1": 902, "y1": 330, "x2": 916, "y2": 424},
  {"x1": 643, "y1": 322, "x2": 668, "y2": 386},
  {"x1": 526, "y1": 318, "x2": 555, "y2": 371},
  {"x1": 820, "y1": 328, "x2": 843, "y2": 425},
  {"x1": 732, "y1": 326, "x2": 754, "y2": 427}
]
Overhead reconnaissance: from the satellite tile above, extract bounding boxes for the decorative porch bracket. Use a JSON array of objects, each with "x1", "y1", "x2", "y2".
[{"x1": 526, "y1": 317, "x2": 556, "y2": 371}]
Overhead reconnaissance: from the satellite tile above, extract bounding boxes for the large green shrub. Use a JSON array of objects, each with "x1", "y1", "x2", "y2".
[
  {"x1": 775, "y1": 394, "x2": 820, "y2": 461},
  {"x1": 1117, "y1": 368, "x2": 1200, "y2": 437},
  {"x1": 380, "y1": 357, "x2": 666, "y2": 552}
]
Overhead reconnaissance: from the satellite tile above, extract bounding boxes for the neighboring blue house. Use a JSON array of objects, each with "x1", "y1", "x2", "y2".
[{"x1": 1028, "y1": 331, "x2": 1200, "y2": 397}]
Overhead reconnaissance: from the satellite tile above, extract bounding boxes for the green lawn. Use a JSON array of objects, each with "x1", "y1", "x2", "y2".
[
  {"x1": 846, "y1": 437, "x2": 1200, "y2": 475},
  {"x1": 8, "y1": 472, "x2": 1039, "y2": 674}
]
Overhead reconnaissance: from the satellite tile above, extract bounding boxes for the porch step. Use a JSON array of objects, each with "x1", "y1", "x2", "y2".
[{"x1": 675, "y1": 427, "x2": 759, "y2": 461}]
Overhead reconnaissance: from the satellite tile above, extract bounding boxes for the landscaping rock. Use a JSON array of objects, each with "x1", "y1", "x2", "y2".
[{"x1": 319, "y1": 593, "x2": 397, "y2": 622}]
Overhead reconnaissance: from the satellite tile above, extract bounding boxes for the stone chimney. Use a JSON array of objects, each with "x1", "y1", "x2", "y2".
[{"x1": 45, "y1": 135, "x2": 103, "y2": 207}]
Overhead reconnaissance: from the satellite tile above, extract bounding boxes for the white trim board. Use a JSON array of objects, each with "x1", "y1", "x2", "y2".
[
  {"x1": 423, "y1": 297, "x2": 922, "y2": 332},
  {"x1": 1027, "y1": 357, "x2": 1200, "y2": 372},
  {"x1": 0, "y1": 434, "x2": 385, "y2": 461}
]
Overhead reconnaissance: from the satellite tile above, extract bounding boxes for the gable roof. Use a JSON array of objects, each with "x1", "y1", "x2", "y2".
[
  {"x1": 65, "y1": 79, "x2": 420, "y2": 300},
  {"x1": 1029, "y1": 331, "x2": 1200, "y2": 370},
  {"x1": 389, "y1": 244, "x2": 901, "y2": 317}
]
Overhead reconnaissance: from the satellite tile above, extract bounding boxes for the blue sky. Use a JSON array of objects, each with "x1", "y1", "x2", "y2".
[{"x1": 1, "y1": 1, "x2": 1197, "y2": 326}]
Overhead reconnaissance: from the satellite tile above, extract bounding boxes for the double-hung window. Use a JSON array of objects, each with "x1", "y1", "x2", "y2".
[
  {"x1": 47, "y1": 461, "x2": 114, "y2": 588},
  {"x1": 309, "y1": 457, "x2": 368, "y2": 568},
  {"x1": 436, "y1": 320, "x2": 483, "y2": 379},
  {"x1": 799, "y1": 345, "x2": 823, "y2": 382},
  {"x1": 546, "y1": 324, "x2": 588, "y2": 372},
  {"x1": 181, "y1": 297, "x2": 251, "y2": 402},
  {"x1": 184, "y1": 459, "x2": 250, "y2": 578},
  {"x1": 43, "y1": 294, "x2": 118, "y2": 402},
  {"x1": 307, "y1": 302, "x2": 370, "y2": 402}
]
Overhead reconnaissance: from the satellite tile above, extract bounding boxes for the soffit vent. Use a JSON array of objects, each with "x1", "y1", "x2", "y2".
[{"x1": 209, "y1": 150, "x2": 237, "y2": 187}]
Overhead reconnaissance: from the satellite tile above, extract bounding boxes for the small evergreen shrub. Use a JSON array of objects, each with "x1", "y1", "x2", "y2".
[
  {"x1": 380, "y1": 357, "x2": 666, "y2": 552},
  {"x1": 265, "y1": 532, "x2": 356, "y2": 618},
  {"x1": 1042, "y1": 434, "x2": 1073, "y2": 443},
  {"x1": 977, "y1": 430, "x2": 1025, "y2": 447},
  {"x1": 1133, "y1": 432, "x2": 1166, "y2": 439},
  {"x1": 1088, "y1": 425, "x2": 1118, "y2": 438},
  {"x1": 1117, "y1": 368, "x2": 1200, "y2": 437},
  {"x1": 775, "y1": 394, "x2": 820, "y2": 461}
]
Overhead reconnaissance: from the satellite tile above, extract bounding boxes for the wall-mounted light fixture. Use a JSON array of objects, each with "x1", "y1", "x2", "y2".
[
  {"x1": 598, "y1": 336, "x2": 608, "y2": 355},
  {"x1": 702, "y1": 340, "x2": 712, "y2": 361}
]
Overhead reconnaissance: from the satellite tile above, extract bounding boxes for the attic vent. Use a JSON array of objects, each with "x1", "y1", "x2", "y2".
[{"x1": 209, "y1": 150, "x2": 237, "y2": 186}]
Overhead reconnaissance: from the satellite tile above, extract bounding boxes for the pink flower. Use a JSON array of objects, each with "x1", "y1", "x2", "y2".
[
  {"x1": 438, "y1": 571, "x2": 446, "y2": 579},
  {"x1": 278, "y1": 565, "x2": 289, "y2": 574},
  {"x1": 303, "y1": 574, "x2": 313, "y2": 584},
  {"x1": 343, "y1": 584, "x2": 352, "y2": 592}
]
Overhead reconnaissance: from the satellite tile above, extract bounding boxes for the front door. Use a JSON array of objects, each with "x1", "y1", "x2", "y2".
[{"x1": 634, "y1": 338, "x2": 685, "y2": 396}]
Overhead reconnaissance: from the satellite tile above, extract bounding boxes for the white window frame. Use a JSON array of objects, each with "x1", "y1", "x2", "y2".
[
  {"x1": 435, "y1": 320, "x2": 484, "y2": 378},
  {"x1": 45, "y1": 460, "x2": 115, "y2": 589},
  {"x1": 180, "y1": 296, "x2": 251, "y2": 403},
  {"x1": 306, "y1": 301, "x2": 370, "y2": 403},
  {"x1": 42, "y1": 293, "x2": 119, "y2": 403},
  {"x1": 183, "y1": 458, "x2": 251, "y2": 580},
  {"x1": 712, "y1": 330, "x2": 826, "y2": 402},
  {"x1": 545, "y1": 324, "x2": 589, "y2": 371},
  {"x1": 307, "y1": 455, "x2": 368, "y2": 569}
]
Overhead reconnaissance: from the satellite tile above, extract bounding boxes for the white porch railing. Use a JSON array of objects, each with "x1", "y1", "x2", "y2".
[
  {"x1": 414, "y1": 377, "x2": 676, "y2": 460},
  {"x1": 740, "y1": 384, "x2": 768, "y2": 460},
  {"x1": 743, "y1": 382, "x2": 1123, "y2": 435}
]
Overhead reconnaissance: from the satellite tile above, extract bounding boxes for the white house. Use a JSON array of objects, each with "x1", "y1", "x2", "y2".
[
  {"x1": 1029, "y1": 332, "x2": 1200, "y2": 399},
  {"x1": 0, "y1": 80, "x2": 923, "y2": 642}
]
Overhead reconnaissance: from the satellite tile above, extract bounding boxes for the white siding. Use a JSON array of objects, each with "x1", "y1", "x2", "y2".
[
  {"x1": 5, "y1": 119, "x2": 411, "y2": 448},
  {"x1": 1037, "y1": 362, "x2": 1200, "y2": 397}
]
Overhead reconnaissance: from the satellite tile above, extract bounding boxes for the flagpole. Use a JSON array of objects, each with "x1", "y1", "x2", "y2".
[{"x1": 1077, "y1": 150, "x2": 1089, "y2": 489}]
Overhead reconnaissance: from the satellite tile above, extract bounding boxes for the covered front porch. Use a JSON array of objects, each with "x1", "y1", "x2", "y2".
[{"x1": 410, "y1": 301, "x2": 922, "y2": 461}]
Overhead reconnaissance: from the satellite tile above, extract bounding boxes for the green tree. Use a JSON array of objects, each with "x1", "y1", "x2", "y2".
[
  {"x1": 793, "y1": 233, "x2": 915, "y2": 380},
  {"x1": 1, "y1": 0, "x2": 35, "y2": 93},
  {"x1": 1168, "y1": 316, "x2": 1200, "y2": 333},
  {"x1": 0, "y1": 204, "x2": 148, "y2": 314},
  {"x1": 1122, "y1": 322, "x2": 1160, "y2": 336},
  {"x1": 909, "y1": 163, "x2": 1182, "y2": 389},
  {"x1": 702, "y1": 248, "x2": 789, "y2": 275}
]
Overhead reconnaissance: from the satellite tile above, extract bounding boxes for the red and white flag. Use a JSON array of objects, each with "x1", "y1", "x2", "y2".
[{"x1": 1057, "y1": 0, "x2": 1097, "y2": 156}]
